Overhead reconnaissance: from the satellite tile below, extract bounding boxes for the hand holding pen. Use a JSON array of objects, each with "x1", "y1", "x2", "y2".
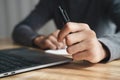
[{"x1": 57, "y1": 4, "x2": 109, "y2": 63}]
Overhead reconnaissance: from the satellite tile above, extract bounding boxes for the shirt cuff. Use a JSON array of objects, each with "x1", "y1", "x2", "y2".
[{"x1": 98, "y1": 38, "x2": 119, "y2": 62}]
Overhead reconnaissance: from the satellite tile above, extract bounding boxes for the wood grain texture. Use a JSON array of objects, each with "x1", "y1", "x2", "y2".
[{"x1": 0, "y1": 39, "x2": 120, "y2": 80}]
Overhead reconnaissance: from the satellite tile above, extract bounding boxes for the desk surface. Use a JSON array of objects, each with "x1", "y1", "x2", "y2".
[{"x1": 0, "y1": 39, "x2": 120, "y2": 80}]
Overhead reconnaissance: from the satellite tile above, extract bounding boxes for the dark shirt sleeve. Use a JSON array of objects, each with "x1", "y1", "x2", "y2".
[
  {"x1": 99, "y1": 0, "x2": 120, "y2": 62},
  {"x1": 12, "y1": 0, "x2": 57, "y2": 46}
]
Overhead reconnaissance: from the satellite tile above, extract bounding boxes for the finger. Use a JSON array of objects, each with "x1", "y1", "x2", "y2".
[
  {"x1": 48, "y1": 35, "x2": 66, "y2": 49},
  {"x1": 59, "y1": 41, "x2": 66, "y2": 49},
  {"x1": 52, "y1": 30, "x2": 60, "y2": 38},
  {"x1": 67, "y1": 41, "x2": 88, "y2": 55},
  {"x1": 58, "y1": 22, "x2": 90, "y2": 42},
  {"x1": 51, "y1": 30, "x2": 65, "y2": 49},
  {"x1": 72, "y1": 51, "x2": 89, "y2": 61},
  {"x1": 48, "y1": 35, "x2": 61, "y2": 48},
  {"x1": 39, "y1": 39, "x2": 57, "y2": 50},
  {"x1": 58, "y1": 39, "x2": 67, "y2": 49},
  {"x1": 66, "y1": 31, "x2": 86, "y2": 46}
]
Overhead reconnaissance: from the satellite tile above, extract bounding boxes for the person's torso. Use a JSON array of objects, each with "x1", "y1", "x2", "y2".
[{"x1": 53, "y1": 0, "x2": 116, "y2": 38}]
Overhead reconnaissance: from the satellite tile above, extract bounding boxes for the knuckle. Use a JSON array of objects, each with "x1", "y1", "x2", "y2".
[
  {"x1": 87, "y1": 30, "x2": 96, "y2": 38},
  {"x1": 91, "y1": 30, "x2": 96, "y2": 37},
  {"x1": 44, "y1": 39, "x2": 49, "y2": 44},
  {"x1": 48, "y1": 35, "x2": 53, "y2": 39},
  {"x1": 66, "y1": 22, "x2": 72, "y2": 26},
  {"x1": 66, "y1": 22, "x2": 73, "y2": 31},
  {"x1": 82, "y1": 23, "x2": 90, "y2": 30}
]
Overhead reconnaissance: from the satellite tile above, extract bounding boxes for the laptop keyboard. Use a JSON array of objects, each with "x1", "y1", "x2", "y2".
[
  {"x1": 0, "y1": 53, "x2": 36, "y2": 73},
  {"x1": 0, "y1": 48, "x2": 72, "y2": 75}
]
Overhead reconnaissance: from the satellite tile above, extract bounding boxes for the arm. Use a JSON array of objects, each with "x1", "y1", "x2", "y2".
[
  {"x1": 12, "y1": 0, "x2": 57, "y2": 46},
  {"x1": 98, "y1": 0, "x2": 120, "y2": 61}
]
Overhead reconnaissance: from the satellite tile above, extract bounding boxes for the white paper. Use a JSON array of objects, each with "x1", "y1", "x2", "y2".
[{"x1": 45, "y1": 48, "x2": 69, "y2": 55}]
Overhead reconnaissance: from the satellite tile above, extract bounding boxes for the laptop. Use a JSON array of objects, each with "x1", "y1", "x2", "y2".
[{"x1": 0, "y1": 48, "x2": 72, "y2": 77}]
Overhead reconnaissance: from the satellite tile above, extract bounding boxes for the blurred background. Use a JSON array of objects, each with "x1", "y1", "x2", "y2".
[{"x1": 0, "y1": 0, "x2": 56, "y2": 39}]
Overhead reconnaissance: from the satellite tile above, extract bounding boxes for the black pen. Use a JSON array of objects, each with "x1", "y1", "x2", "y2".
[{"x1": 58, "y1": 5, "x2": 71, "y2": 24}]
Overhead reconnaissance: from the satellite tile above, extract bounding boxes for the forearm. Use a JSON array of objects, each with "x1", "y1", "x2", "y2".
[
  {"x1": 12, "y1": 25, "x2": 39, "y2": 46},
  {"x1": 98, "y1": 32, "x2": 120, "y2": 62},
  {"x1": 12, "y1": 0, "x2": 57, "y2": 46}
]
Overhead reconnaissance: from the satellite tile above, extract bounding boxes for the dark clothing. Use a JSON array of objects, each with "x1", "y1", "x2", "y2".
[{"x1": 12, "y1": 0, "x2": 120, "y2": 61}]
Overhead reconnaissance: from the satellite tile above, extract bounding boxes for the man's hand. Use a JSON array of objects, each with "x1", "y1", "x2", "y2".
[
  {"x1": 58, "y1": 22, "x2": 108, "y2": 63},
  {"x1": 34, "y1": 30, "x2": 66, "y2": 50}
]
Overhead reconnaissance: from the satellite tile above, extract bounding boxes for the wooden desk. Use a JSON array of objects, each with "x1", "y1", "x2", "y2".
[{"x1": 0, "y1": 39, "x2": 120, "y2": 80}]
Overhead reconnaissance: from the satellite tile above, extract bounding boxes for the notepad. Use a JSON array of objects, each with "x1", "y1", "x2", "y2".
[{"x1": 45, "y1": 48, "x2": 69, "y2": 55}]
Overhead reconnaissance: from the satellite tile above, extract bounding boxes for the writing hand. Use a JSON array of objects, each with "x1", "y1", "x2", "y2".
[{"x1": 58, "y1": 22, "x2": 108, "y2": 63}]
